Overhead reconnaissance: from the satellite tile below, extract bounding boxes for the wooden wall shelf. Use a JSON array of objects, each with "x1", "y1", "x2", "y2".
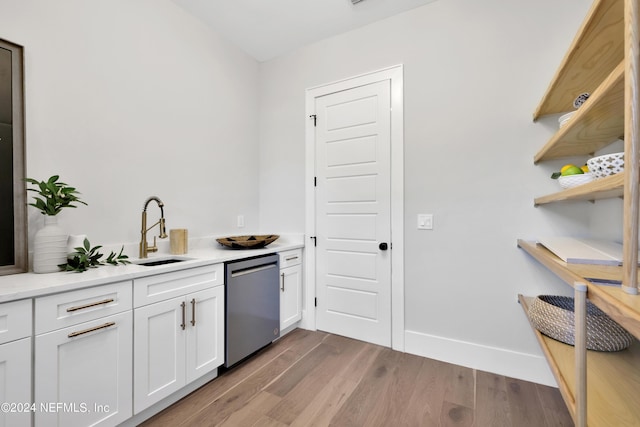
[
  {"x1": 534, "y1": 62, "x2": 624, "y2": 163},
  {"x1": 518, "y1": 240, "x2": 640, "y2": 339},
  {"x1": 519, "y1": 295, "x2": 640, "y2": 427},
  {"x1": 533, "y1": 0, "x2": 624, "y2": 119},
  {"x1": 534, "y1": 173, "x2": 624, "y2": 205},
  {"x1": 521, "y1": 0, "x2": 639, "y2": 424}
]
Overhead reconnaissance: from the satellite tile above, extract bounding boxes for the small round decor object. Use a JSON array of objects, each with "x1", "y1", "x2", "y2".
[
  {"x1": 528, "y1": 295, "x2": 634, "y2": 352},
  {"x1": 216, "y1": 234, "x2": 279, "y2": 249},
  {"x1": 587, "y1": 152, "x2": 624, "y2": 179},
  {"x1": 558, "y1": 173, "x2": 594, "y2": 189},
  {"x1": 573, "y1": 92, "x2": 590, "y2": 108}
]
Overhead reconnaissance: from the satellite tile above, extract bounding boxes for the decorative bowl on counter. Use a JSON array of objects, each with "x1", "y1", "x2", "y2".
[
  {"x1": 587, "y1": 152, "x2": 624, "y2": 179},
  {"x1": 558, "y1": 173, "x2": 594, "y2": 189},
  {"x1": 216, "y1": 234, "x2": 279, "y2": 249}
]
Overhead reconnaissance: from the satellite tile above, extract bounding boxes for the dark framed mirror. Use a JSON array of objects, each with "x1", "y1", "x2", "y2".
[{"x1": 0, "y1": 38, "x2": 26, "y2": 275}]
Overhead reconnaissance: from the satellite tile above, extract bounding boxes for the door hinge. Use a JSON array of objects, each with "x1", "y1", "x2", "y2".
[
  {"x1": 310, "y1": 236, "x2": 317, "y2": 247},
  {"x1": 314, "y1": 297, "x2": 317, "y2": 307},
  {"x1": 309, "y1": 114, "x2": 317, "y2": 127}
]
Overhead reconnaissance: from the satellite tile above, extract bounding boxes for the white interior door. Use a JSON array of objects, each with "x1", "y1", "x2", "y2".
[{"x1": 314, "y1": 79, "x2": 391, "y2": 347}]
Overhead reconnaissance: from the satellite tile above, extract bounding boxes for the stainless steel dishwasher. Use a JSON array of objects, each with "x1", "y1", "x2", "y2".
[{"x1": 224, "y1": 253, "x2": 280, "y2": 367}]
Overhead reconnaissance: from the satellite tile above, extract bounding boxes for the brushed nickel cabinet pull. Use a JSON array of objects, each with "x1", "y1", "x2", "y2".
[
  {"x1": 285, "y1": 256, "x2": 298, "y2": 261},
  {"x1": 68, "y1": 322, "x2": 115, "y2": 338},
  {"x1": 66, "y1": 298, "x2": 115, "y2": 312},
  {"x1": 180, "y1": 301, "x2": 186, "y2": 330},
  {"x1": 281, "y1": 272, "x2": 285, "y2": 291},
  {"x1": 191, "y1": 298, "x2": 196, "y2": 327}
]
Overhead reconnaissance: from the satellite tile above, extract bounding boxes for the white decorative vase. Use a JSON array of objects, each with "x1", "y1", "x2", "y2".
[
  {"x1": 33, "y1": 216, "x2": 68, "y2": 273},
  {"x1": 67, "y1": 234, "x2": 87, "y2": 255}
]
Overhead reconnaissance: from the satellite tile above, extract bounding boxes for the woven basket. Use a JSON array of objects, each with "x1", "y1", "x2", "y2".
[{"x1": 528, "y1": 295, "x2": 634, "y2": 352}]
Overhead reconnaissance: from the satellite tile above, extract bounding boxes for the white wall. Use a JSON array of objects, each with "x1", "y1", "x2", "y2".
[
  {"x1": 2, "y1": 0, "x2": 605, "y2": 386},
  {"x1": 258, "y1": 0, "x2": 595, "y2": 385},
  {"x1": 0, "y1": 0, "x2": 260, "y2": 252}
]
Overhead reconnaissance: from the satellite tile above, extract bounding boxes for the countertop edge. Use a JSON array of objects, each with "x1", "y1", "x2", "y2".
[{"x1": 0, "y1": 240, "x2": 304, "y2": 303}]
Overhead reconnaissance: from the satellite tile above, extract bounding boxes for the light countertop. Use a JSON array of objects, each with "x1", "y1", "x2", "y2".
[{"x1": 0, "y1": 235, "x2": 304, "y2": 303}]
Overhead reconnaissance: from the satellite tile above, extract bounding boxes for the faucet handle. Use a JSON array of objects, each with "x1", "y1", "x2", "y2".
[{"x1": 148, "y1": 236, "x2": 158, "y2": 253}]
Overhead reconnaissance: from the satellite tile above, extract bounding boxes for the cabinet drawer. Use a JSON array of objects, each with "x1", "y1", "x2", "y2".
[
  {"x1": 134, "y1": 264, "x2": 223, "y2": 307},
  {"x1": 35, "y1": 280, "x2": 132, "y2": 335},
  {"x1": 279, "y1": 249, "x2": 302, "y2": 268},
  {"x1": 0, "y1": 299, "x2": 32, "y2": 345}
]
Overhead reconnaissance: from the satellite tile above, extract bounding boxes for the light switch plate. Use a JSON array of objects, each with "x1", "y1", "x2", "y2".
[
  {"x1": 237, "y1": 215, "x2": 245, "y2": 228},
  {"x1": 418, "y1": 214, "x2": 433, "y2": 230}
]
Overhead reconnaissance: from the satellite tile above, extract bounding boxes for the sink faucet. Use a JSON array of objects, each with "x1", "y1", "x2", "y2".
[{"x1": 139, "y1": 196, "x2": 168, "y2": 258}]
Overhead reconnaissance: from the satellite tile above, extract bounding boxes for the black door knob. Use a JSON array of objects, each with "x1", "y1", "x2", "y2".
[{"x1": 379, "y1": 242, "x2": 388, "y2": 251}]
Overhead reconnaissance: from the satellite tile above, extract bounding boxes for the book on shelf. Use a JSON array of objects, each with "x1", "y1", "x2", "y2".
[{"x1": 536, "y1": 236, "x2": 636, "y2": 266}]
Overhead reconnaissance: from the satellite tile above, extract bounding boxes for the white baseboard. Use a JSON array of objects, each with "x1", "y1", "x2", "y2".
[{"x1": 404, "y1": 330, "x2": 557, "y2": 387}]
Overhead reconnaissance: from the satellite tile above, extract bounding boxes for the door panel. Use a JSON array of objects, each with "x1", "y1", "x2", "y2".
[
  {"x1": 325, "y1": 95, "x2": 378, "y2": 130},
  {"x1": 326, "y1": 175, "x2": 377, "y2": 203},
  {"x1": 326, "y1": 214, "x2": 377, "y2": 240},
  {"x1": 280, "y1": 264, "x2": 302, "y2": 331},
  {"x1": 315, "y1": 79, "x2": 391, "y2": 346},
  {"x1": 35, "y1": 312, "x2": 132, "y2": 427},
  {"x1": 0, "y1": 339, "x2": 30, "y2": 427},
  {"x1": 326, "y1": 136, "x2": 377, "y2": 167},
  {"x1": 133, "y1": 297, "x2": 185, "y2": 414},
  {"x1": 186, "y1": 286, "x2": 224, "y2": 383},
  {"x1": 326, "y1": 250, "x2": 377, "y2": 280},
  {"x1": 326, "y1": 286, "x2": 378, "y2": 319}
]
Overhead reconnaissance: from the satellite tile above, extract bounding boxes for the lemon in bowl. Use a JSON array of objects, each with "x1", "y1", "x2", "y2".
[{"x1": 561, "y1": 165, "x2": 584, "y2": 176}]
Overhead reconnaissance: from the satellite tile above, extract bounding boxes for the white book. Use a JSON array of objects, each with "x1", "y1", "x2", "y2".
[{"x1": 537, "y1": 237, "x2": 627, "y2": 266}]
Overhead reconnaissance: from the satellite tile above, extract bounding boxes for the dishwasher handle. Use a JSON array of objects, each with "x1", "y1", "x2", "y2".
[{"x1": 230, "y1": 262, "x2": 278, "y2": 278}]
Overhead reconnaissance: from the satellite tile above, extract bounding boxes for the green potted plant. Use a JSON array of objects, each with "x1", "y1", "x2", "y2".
[
  {"x1": 25, "y1": 175, "x2": 87, "y2": 215},
  {"x1": 25, "y1": 175, "x2": 87, "y2": 273}
]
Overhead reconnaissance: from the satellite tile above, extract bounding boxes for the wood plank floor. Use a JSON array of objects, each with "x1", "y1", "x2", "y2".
[{"x1": 142, "y1": 329, "x2": 573, "y2": 427}]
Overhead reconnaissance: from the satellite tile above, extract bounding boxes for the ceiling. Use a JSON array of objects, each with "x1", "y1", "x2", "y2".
[{"x1": 172, "y1": 0, "x2": 438, "y2": 62}]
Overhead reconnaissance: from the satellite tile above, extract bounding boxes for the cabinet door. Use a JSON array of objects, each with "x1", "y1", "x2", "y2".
[
  {"x1": 35, "y1": 311, "x2": 133, "y2": 427},
  {"x1": 133, "y1": 297, "x2": 186, "y2": 414},
  {"x1": 185, "y1": 286, "x2": 224, "y2": 383},
  {"x1": 280, "y1": 264, "x2": 302, "y2": 331},
  {"x1": 0, "y1": 338, "x2": 31, "y2": 427}
]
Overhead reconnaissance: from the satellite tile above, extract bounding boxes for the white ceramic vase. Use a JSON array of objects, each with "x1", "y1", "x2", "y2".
[{"x1": 33, "y1": 216, "x2": 68, "y2": 273}]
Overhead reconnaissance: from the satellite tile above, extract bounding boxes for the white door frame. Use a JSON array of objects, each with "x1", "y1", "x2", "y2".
[{"x1": 302, "y1": 65, "x2": 404, "y2": 351}]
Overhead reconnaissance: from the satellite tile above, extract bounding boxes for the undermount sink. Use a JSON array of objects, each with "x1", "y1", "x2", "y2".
[{"x1": 134, "y1": 257, "x2": 193, "y2": 267}]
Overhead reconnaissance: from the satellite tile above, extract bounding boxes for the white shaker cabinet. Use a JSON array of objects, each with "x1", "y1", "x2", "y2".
[
  {"x1": 133, "y1": 264, "x2": 224, "y2": 414},
  {"x1": 133, "y1": 296, "x2": 185, "y2": 413},
  {"x1": 34, "y1": 282, "x2": 133, "y2": 427},
  {"x1": 279, "y1": 249, "x2": 303, "y2": 332},
  {"x1": 185, "y1": 287, "x2": 224, "y2": 383},
  {"x1": 0, "y1": 299, "x2": 32, "y2": 427}
]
